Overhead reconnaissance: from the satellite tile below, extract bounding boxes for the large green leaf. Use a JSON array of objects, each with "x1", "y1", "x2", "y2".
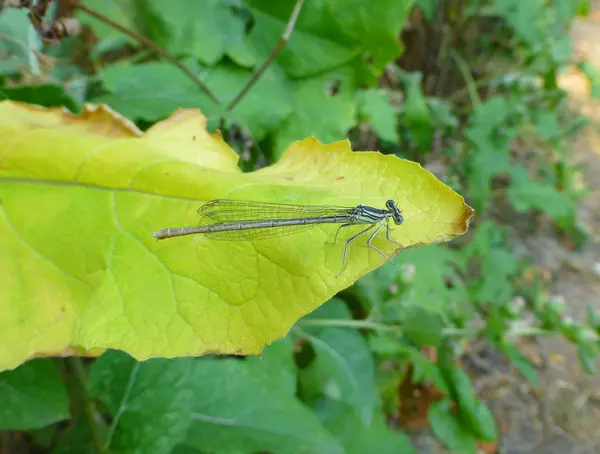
[
  {"x1": 0, "y1": 359, "x2": 69, "y2": 430},
  {"x1": 299, "y1": 300, "x2": 378, "y2": 424},
  {"x1": 146, "y1": 0, "x2": 256, "y2": 66},
  {"x1": 180, "y1": 340, "x2": 343, "y2": 454},
  {"x1": 0, "y1": 101, "x2": 472, "y2": 371},
  {"x1": 95, "y1": 60, "x2": 292, "y2": 140},
  {"x1": 316, "y1": 400, "x2": 416, "y2": 454},
  {"x1": 89, "y1": 351, "x2": 195, "y2": 454},
  {"x1": 246, "y1": 0, "x2": 414, "y2": 81},
  {"x1": 273, "y1": 65, "x2": 357, "y2": 157}
]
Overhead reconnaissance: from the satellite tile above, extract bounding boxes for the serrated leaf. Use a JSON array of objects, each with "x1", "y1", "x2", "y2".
[
  {"x1": 357, "y1": 88, "x2": 399, "y2": 142},
  {"x1": 317, "y1": 400, "x2": 415, "y2": 454},
  {"x1": 0, "y1": 359, "x2": 69, "y2": 430},
  {"x1": 0, "y1": 101, "x2": 472, "y2": 371},
  {"x1": 147, "y1": 0, "x2": 256, "y2": 66},
  {"x1": 507, "y1": 166, "x2": 574, "y2": 218},
  {"x1": 476, "y1": 247, "x2": 517, "y2": 304},
  {"x1": 302, "y1": 327, "x2": 377, "y2": 424},
  {"x1": 89, "y1": 351, "x2": 195, "y2": 454},
  {"x1": 428, "y1": 400, "x2": 477, "y2": 454},
  {"x1": 273, "y1": 66, "x2": 357, "y2": 157},
  {"x1": 182, "y1": 346, "x2": 343, "y2": 454},
  {"x1": 492, "y1": 0, "x2": 544, "y2": 45},
  {"x1": 400, "y1": 71, "x2": 433, "y2": 150},
  {"x1": 246, "y1": 0, "x2": 414, "y2": 82},
  {"x1": 394, "y1": 245, "x2": 466, "y2": 314}
]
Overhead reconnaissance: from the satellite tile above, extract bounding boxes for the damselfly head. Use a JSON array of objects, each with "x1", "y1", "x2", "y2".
[{"x1": 385, "y1": 200, "x2": 404, "y2": 225}]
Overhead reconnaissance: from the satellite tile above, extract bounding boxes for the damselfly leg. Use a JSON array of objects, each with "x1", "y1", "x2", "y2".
[
  {"x1": 330, "y1": 223, "x2": 353, "y2": 245},
  {"x1": 336, "y1": 219, "x2": 403, "y2": 275},
  {"x1": 386, "y1": 221, "x2": 402, "y2": 247},
  {"x1": 366, "y1": 221, "x2": 389, "y2": 259},
  {"x1": 338, "y1": 223, "x2": 376, "y2": 276}
]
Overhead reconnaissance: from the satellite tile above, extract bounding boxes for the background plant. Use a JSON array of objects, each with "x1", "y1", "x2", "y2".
[{"x1": 0, "y1": 0, "x2": 598, "y2": 453}]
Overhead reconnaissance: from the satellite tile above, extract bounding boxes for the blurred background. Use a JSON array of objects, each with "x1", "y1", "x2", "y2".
[{"x1": 1, "y1": 0, "x2": 599, "y2": 453}]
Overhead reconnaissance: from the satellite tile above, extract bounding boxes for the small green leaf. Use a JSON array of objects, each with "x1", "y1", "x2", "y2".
[
  {"x1": 586, "y1": 304, "x2": 600, "y2": 334},
  {"x1": 442, "y1": 364, "x2": 496, "y2": 440},
  {"x1": 428, "y1": 400, "x2": 477, "y2": 454},
  {"x1": 369, "y1": 333, "x2": 404, "y2": 356},
  {"x1": 394, "y1": 344, "x2": 448, "y2": 393},
  {"x1": 399, "y1": 71, "x2": 434, "y2": 150},
  {"x1": 0, "y1": 8, "x2": 41, "y2": 76},
  {"x1": 577, "y1": 340, "x2": 598, "y2": 375},
  {"x1": 471, "y1": 400, "x2": 498, "y2": 442},
  {"x1": 532, "y1": 110, "x2": 561, "y2": 142},
  {"x1": 89, "y1": 351, "x2": 195, "y2": 454},
  {"x1": 507, "y1": 166, "x2": 575, "y2": 219},
  {"x1": 444, "y1": 365, "x2": 477, "y2": 411},
  {"x1": 0, "y1": 359, "x2": 69, "y2": 430},
  {"x1": 502, "y1": 343, "x2": 538, "y2": 386},
  {"x1": 357, "y1": 88, "x2": 399, "y2": 142},
  {"x1": 426, "y1": 98, "x2": 459, "y2": 129},
  {"x1": 401, "y1": 305, "x2": 444, "y2": 347}
]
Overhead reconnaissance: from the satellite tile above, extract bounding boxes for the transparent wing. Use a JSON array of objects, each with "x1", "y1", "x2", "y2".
[{"x1": 196, "y1": 199, "x2": 354, "y2": 241}]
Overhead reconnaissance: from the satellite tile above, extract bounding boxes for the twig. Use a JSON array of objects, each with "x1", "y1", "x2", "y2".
[
  {"x1": 73, "y1": 1, "x2": 219, "y2": 104},
  {"x1": 67, "y1": 358, "x2": 107, "y2": 454},
  {"x1": 226, "y1": 0, "x2": 305, "y2": 112},
  {"x1": 0, "y1": 31, "x2": 55, "y2": 64},
  {"x1": 298, "y1": 318, "x2": 399, "y2": 332}
]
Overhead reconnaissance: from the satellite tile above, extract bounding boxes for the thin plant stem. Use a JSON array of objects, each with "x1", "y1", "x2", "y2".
[
  {"x1": 451, "y1": 49, "x2": 481, "y2": 108},
  {"x1": 73, "y1": 1, "x2": 220, "y2": 104},
  {"x1": 298, "y1": 318, "x2": 399, "y2": 332},
  {"x1": 68, "y1": 357, "x2": 107, "y2": 454},
  {"x1": 0, "y1": 31, "x2": 54, "y2": 64},
  {"x1": 226, "y1": 0, "x2": 305, "y2": 112}
]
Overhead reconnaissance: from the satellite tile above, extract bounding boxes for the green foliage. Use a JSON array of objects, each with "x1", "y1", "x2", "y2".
[
  {"x1": 428, "y1": 400, "x2": 478, "y2": 453},
  {"x1": 89, "y1": 352, "x2": 195, "y2": 453},
  {"x1": 0, "y1": 359, "x2": 69, "y2": 430},
  {"x1": 0, "y1": 8, "x2": 41, "y2": 76},
  {"x1": 1, "y1": 0, "x2": 599, "y2": 453}
]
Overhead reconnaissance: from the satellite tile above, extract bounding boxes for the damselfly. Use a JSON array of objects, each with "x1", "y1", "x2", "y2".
[{"x1": 153, "y1": 199, "x2": 404, "y2": 273}]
